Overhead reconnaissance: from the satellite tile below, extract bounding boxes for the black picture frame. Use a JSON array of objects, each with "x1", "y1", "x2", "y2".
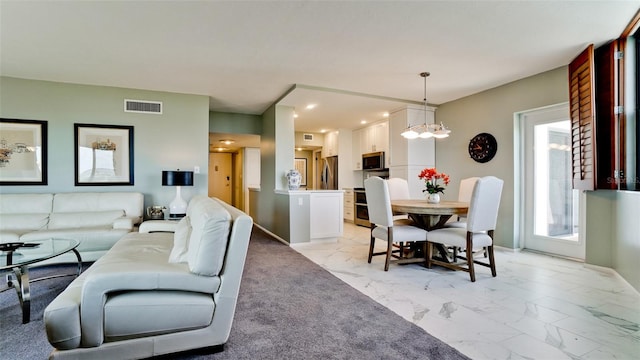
[
  {"x1": 74, "y1": 123, "x2": 134, "y2": 186},
  {"x1": 0, "y1": 118, "x2": 48, "y2": 185}
]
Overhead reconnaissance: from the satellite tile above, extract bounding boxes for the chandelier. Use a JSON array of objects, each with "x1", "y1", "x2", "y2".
[{"x1": 400, "y1": 72, "x2": 451, "y2": 139}]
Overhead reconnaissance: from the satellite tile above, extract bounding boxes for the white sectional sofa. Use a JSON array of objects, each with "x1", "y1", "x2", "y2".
[
  {"x1": 44, "y1": 195, "x2": 253, "y2": 359},
  {"x1": 0, "y1": 192, "x2": 144, "y2": 263}
]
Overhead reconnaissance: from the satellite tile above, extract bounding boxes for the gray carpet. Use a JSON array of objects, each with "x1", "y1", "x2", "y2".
[{"x1": 1, "y1": 227, "x2": 470, "y2": 360}]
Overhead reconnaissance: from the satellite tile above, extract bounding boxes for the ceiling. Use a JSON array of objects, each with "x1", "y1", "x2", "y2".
[{"x1": 1, "y1": 1, "x2": 638, "y2": 150}]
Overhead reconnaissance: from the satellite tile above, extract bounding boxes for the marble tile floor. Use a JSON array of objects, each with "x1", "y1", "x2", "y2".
[{"x1": 291, "y1": 222, "x2": 640, "y2": 360}]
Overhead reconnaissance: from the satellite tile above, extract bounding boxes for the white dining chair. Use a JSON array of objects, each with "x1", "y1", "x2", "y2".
[
  {"x1": 447, "y1": 176, "x2": 480, "y2": 228},
  {"x1": 364, "y1": 176, "x2": 428, "y2": 271},
  {"x1": 387, "y1": 177, "x2": 411, "y2": 220},
  {"x1": 387, "y1": 178, "x2": 411, "y2": 200},
  {"x1": 425, "y1": 176, "x2": 503, "y2": 282}
]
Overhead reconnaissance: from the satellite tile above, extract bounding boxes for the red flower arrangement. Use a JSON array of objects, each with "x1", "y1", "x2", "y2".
[{"x1": 418, "y1": 168, "x2": 450, "y2": 195}]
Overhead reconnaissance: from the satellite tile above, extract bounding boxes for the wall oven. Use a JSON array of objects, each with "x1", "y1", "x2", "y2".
[{"x1": 353, "y1": 188, "x2": 370, "y2": 227}]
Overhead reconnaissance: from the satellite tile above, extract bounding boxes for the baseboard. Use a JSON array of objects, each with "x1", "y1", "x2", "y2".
[
  {"x1": 583, "y1": 263, "x2": 640, "y2": 296},
  {"x1": 253, "y1": 224, "x2": 289, "y2": 246},
  {"x1": 516, "y1": 249, "x2": 639, "y2": 295},
  {"x1": 520, "y1": 248, "x2": 584, "y2": 263}
]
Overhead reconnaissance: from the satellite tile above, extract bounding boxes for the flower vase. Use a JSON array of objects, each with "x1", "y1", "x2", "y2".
[
  {"x1": 427, "y1": 193, "x2": 440, "y2": 204},
  {"x1": 286, "y1": 169, "x2": 302, "y2": 190}
]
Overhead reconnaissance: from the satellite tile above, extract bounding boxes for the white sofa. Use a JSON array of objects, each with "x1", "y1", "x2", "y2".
[
  {"x1": 0, "y1": 192, "x2": 144, "y2": 263},
  {"x1": 44, "y1": 195, "x2": 253, "y2": 359}
]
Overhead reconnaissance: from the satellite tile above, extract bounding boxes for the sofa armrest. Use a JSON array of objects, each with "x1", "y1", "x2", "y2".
[
  {"x1": 112, "y1": 216, "x2": 136, "y2": 230},
  {"x1": 79, "y1": 268, "x2": 220, "y2": 347},
  {"x1": 138, "y1": 220, "x2": 179, "y2": 233}
]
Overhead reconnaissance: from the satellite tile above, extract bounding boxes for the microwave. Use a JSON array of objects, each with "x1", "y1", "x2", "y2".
[{"x1": 362, "y1": 151, "x2": 386, "y2": 170}]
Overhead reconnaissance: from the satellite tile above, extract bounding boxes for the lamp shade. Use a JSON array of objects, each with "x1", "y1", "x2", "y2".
[{"x1": 162, "y1": 171, "x2": 194, "y2": 186}]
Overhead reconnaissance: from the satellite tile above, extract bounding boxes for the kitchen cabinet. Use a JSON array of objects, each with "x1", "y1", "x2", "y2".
[
  {"x1": 361, "y1": 121, "x2": 388, "y2": 155},
  {"x1": 322, "y1": 130, "x2": 339, "y2": 158},
  {"x1": 309, "y1": 191, "x2": 344, "y2": 239},
  {"x1": 343, "y1": 188, "x2": 354, "y2": 222}
]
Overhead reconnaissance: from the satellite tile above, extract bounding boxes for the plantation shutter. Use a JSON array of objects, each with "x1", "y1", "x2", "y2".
[
  {"x1": 569, "y1": 44, "x2": 596, "y2": 190},
  {"x1": 594, "y1": 40, "x2": 620, "y2": 190}
]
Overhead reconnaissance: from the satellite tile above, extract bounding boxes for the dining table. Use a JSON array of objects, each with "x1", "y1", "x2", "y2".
[{"x1": 390, "y1": 199, "x2": 469, "y2": 262}]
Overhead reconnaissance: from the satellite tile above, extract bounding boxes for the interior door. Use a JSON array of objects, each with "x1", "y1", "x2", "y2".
[
  {"x1": 209, "y1": 152, "x2": 232, "y2": 204},
  {"x1": 521, "y1": 103, "x2": 585, "y2": 259}
]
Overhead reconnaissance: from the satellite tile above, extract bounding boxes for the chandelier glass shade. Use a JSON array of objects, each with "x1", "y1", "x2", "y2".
[{"x1": 401, "y1": 72, "x2": 451, "y2": 140}]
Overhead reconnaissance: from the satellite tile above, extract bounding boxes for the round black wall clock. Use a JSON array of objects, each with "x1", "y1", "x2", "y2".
[{"x1": 468, "y1": 133, "x2": 497, "y2": 163}]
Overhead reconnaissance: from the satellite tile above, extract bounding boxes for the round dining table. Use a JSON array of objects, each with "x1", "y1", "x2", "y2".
[
  {"x1": 391, "y1": 200, "x2": 469, "y2": 230},
  {"x1": 390, "y1": 200, "x2": 469, "y2": 263}
]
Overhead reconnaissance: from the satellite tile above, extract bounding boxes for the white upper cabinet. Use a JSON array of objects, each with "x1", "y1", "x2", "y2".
[
  {"x1": 322, "y1": 130, "x2": 339, "y2": 158},
  {"x1": 361, "y1": 120, "x2": 389, "y2": 155}
]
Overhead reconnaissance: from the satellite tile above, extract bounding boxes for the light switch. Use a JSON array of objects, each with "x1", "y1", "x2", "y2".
[
  {"x1": 194, "y1": 166, "x2": 200, "y2": 174},
  {"x1": 298, "y1": 198, "x2": 303, "y2": 206}
]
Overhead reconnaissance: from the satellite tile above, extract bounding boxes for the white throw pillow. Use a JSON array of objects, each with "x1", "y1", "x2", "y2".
[{"x1": 168, "y1": 216, "x2": 191, "y2": 263}]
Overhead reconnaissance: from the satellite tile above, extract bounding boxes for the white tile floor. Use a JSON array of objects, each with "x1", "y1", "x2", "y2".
[{"x1": 291, "y1": 222, "x2": 640, "y2": 360}]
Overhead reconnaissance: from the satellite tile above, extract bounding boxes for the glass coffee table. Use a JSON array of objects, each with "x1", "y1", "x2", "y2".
[{"x1": 0, "y1": 239, "x2": 82, "y2": 323}]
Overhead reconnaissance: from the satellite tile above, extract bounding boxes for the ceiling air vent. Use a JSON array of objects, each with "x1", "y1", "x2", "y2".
[
  {"x1": 124, "y1": 99, "x2": 163, "y2": 114},
  {"x1": 303, "y1": 133, "x2": 314, "y2": 141}
]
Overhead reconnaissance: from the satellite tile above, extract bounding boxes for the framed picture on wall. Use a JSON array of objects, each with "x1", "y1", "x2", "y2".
[
  {"x1": 0, "y1": 118, "x2": 48, "y2": 185},
  {"x1": 74, "y1": 123, "x2": 134, "y2": 186},
  {"x1": 294, "y1": 157, "x2": 307, "y2": 186}
]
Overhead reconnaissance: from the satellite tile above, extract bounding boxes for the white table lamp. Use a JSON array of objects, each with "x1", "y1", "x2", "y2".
[{"x1": 162, "y1": 170, "x2": 194, "y2": 219}]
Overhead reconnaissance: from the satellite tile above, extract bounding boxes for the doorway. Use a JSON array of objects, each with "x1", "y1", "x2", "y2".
[
  {"x1": 209, "y1": 152, "x2": 232, "y2": 204},
  {"x1": 520, "y1": 103, "x2": 585, "y2": 260}
]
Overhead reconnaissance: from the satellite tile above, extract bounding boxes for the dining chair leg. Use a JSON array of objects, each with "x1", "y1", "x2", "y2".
[
  {"x1": 466, "y1": 232, "x2": 476, "y2": 282},
  {"x1": 488, "y1": 230, "x2": 496, "y2": 277},
  {"x1": 384, "y1": 241, "x2": 392, "y2": 271},
  {"x1": 488, "y1": 245, "x2": 497, "y2": 277},
  {"x1": 384, "y1": 229, "x2": 393, "y2": 271},
  {"x1": 368, "y1": 228, "x2": 375, "y2": 264},
  {"x1": 425, "y1": 242, "x2": 432, "y2": 268}
]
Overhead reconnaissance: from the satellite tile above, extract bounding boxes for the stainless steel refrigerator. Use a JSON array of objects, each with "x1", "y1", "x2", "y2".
[{"x1": 321, "y1": 156, "x2": 338, "y2": 190}]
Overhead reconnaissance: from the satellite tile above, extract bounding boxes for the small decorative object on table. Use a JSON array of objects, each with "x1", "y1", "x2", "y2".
[
  {"x1": 418, "y1": 167, "x2": 450, "y2": 203},
  {"x1": 146, "y1": 205, "x2": 166, "y2": 220},
  {"x1": 286, "y1": 169, "x2": 302, "y2": 190}
]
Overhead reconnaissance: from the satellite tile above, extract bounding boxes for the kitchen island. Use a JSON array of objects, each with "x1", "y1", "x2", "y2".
[{"x1": 273, "y1": 189, "x2": 344, "y2": 244}]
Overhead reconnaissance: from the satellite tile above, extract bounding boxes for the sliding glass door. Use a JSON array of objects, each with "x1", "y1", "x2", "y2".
[{"x1": 521, "y1": 103, "x2": 585, "y2": 259}]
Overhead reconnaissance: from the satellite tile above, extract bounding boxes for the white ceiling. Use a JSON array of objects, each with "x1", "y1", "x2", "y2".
[{"x1": 1, "y1": 1, "x2": 638, "y2": 144}]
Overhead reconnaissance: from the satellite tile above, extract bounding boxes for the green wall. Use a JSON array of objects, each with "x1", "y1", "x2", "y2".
[
  {"x1": 611, "y1": 191, "x2": 640, "y2": 290},
  {"x1": 436, "y1": 67, "x2": 568, "y2": 249},
  {"x1": 209, "y1": 111, "x2": 261, "y2": 134},
  {"x1": 586, "y1": 190, "x2": 640, "y2": 290},
  {"x1": 0, "y1": 77, "x2": 210, "y2": 210},
  {"x1": 435, "y1": 67, "x2": 639, "y2": 291},
  {"x1": 253, "y1": 104, "x2": 296, "y2": 242}
]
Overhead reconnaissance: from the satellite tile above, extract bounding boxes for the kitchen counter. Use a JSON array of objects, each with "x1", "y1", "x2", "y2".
[
  {"x1": 274, "y1": 189, "x2": 344, "y2": 195},
  {"x1": 275, "y1": 189, "x2": 344, "y2": 243}
]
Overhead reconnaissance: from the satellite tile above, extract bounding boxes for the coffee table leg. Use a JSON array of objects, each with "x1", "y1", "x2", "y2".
[
  {"x1": 72, "y1": 249, "x2": 83, "y2": 276},
  {"x1": 11, "y1": 266, "x2": 31, "y2": 324}
]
